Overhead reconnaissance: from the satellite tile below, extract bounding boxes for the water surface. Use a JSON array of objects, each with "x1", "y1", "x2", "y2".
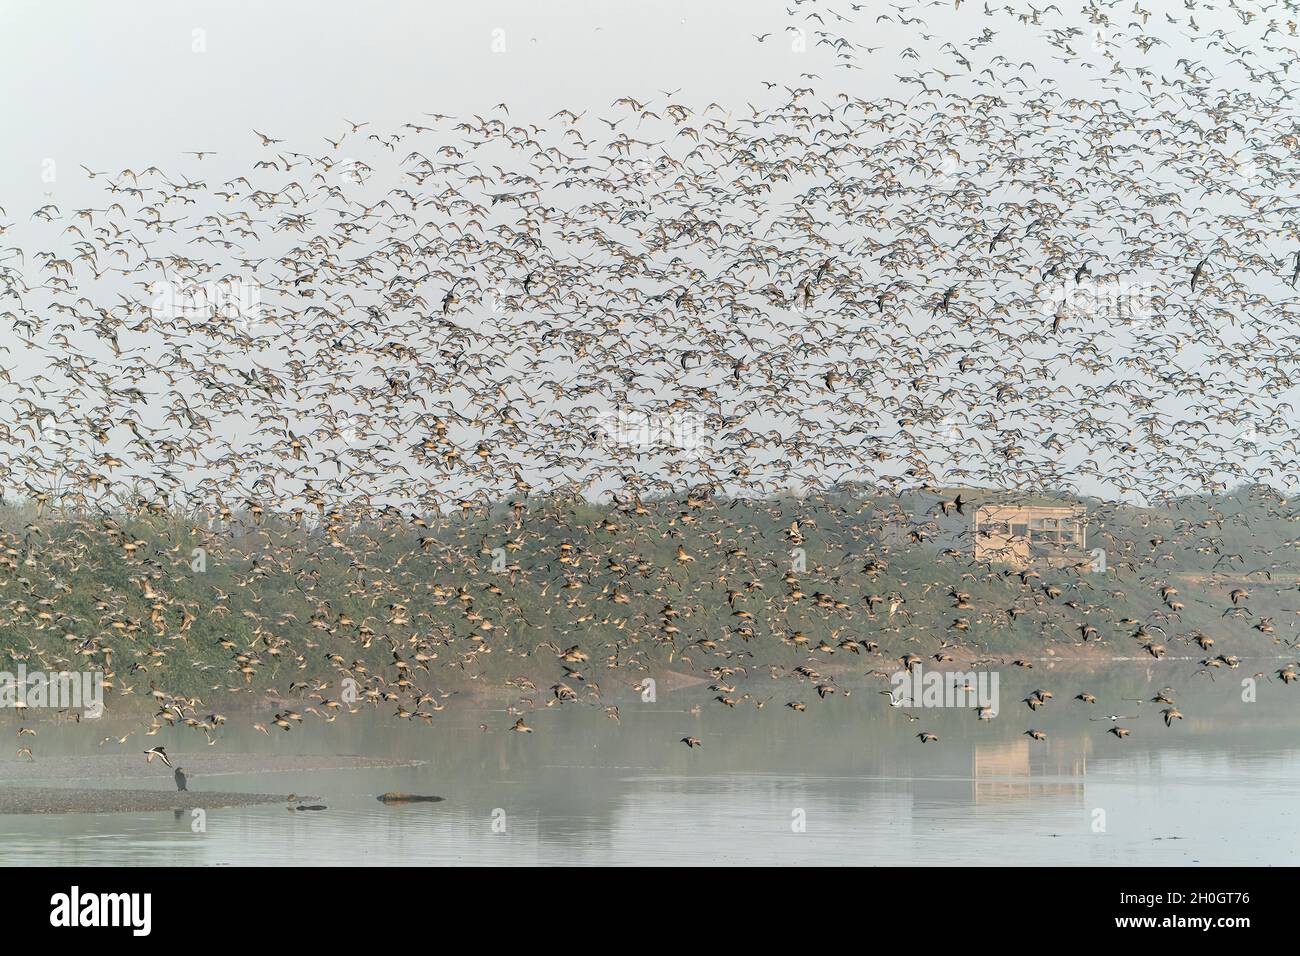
[{"x1": 1, "y1": 663, "x2": 1295, "y2": 865}]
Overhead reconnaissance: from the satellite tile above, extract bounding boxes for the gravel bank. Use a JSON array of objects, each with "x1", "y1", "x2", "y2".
[{"x1": 0, "y1": 787, "x2": 304, "y2": 814}]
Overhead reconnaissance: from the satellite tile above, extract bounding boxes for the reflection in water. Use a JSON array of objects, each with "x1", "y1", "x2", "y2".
[
  {"x1": 970, "y1": 739, "x2": 1087, "y2": 805},
  {"x1": 0, "y1": 664, "x2": 1296, "y2": 865}
]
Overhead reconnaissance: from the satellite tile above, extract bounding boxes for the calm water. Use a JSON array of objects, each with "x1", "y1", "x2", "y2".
[{"x1": 1, "y1": 663, "x2": 1297, "y2": 865}]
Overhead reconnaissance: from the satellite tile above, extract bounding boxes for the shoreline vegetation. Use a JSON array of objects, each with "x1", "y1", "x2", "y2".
[{"x1": 0, "y1": 483, "x2": 1294, "y2": 733}]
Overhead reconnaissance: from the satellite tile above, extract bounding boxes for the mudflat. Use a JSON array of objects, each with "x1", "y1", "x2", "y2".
[{"x1": 1, "y1": 752, "x2": 424, "y2": 781}]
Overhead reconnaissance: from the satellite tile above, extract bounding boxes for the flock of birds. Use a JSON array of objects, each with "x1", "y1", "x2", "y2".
[{"x1": 1, "y1": 0, "x2": 1299, "y2": 767}]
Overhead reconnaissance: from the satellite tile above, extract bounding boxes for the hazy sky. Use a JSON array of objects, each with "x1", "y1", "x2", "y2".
[
  {"x1": 2, "y1": 1, "x2": 1291, "y2": 508},
  {"x1": 2, "y1": 0, "x2": 1259, "y2": 214},
  {"x1": 1, "y1": 0, "x2": 814, "y2": 206}
]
